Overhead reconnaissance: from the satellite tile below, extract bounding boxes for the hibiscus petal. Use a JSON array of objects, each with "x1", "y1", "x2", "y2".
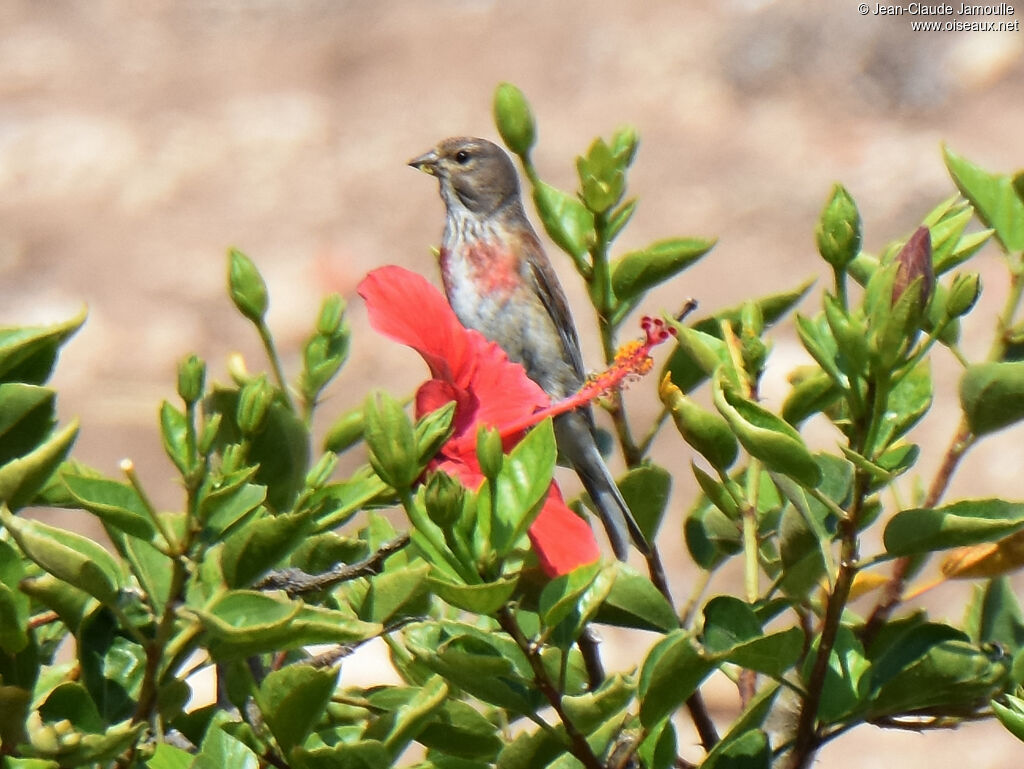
[
  {"x1": 358, "y1": 266, "x2": 473, "y2": 384},
  {"x1": 527, "y1": 486, "x2": 601, "y2": 577}
]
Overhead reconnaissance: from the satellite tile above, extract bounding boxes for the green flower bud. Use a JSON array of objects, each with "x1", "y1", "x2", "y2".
[
  {"x1": 363, "y1": 390, "x2": 418, "y2": 490},
  {"x1": 611, "y1": 125, "x2": 639, "y2": 166},
  {"x1": 316, "y1": 293, "x2": 347, "y2": 336},
  {"x1": 176, "y1": 354, "x2": 206, "y2": 405},
  {"x1": 236, "y1": 376, "x2": 274, "y2": 436},
  {"x1": 228, "y1": 248, "x2": 268, "y2": 323},
  {"x1": 424, "y1": 470, "x2": 466, "y2": 528},
  {"x1": 947, "y1": 272, "x2": 981, "y2": 318},
  {"x1": 816, "y1": 184, "x2": 862, "y2": 270},
  {"x1": 493, "y1": 82, "x2": 536, "y2": 157},
  {"x1": 476, "y1": 425, "x2": 504, "y2": 479},
  {"x1": 323, "y1": 407, "x2": 364, "y2": 453}
]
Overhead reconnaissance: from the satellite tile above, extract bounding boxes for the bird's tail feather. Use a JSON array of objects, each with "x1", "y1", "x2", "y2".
[{"x1": 554, "y1": 412, "x2": 650, "y2": 560}]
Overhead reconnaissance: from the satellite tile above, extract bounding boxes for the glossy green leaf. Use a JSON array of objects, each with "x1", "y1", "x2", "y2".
[
  {"x1": 612, "y1": 237, "x2": 715, "y2": 301},
  {"x1": 885, "y1": 499, "x2": 1024, "y2": 555},
  {"x1": 482, "y1": 419, "x2": 556, "y2": 556},
  {"x1": 993, "y1": 694, "x2": 1024, "y2": 743},
  {"x1": 382, "y1": 675, "x2": 449, "y2": 757},
  {"x1": 0, "y1": 383, "x2": 56, "y2": 465},
  {"x1": 61, "y1": 473, "x2": 156, "y2": 541},
  {"x1": 159, "y1": 400, "x2": 190, "y2": 475},
  {"x1": 292, "y1": 741, "x2": 390, "y2": 769},
  {"x1": 0, "y1": 540, "x2": 29, "y2": 653},
  {"x1": 594, "y1": 564, "x2": 678, "y2": 632},
  {"x1": 944, "y1": 146, "x2": 1024, "y2": 253},
  {"x1": 364, "y1": 562, "x2": 430, "y2": 623},
  {"x1": 78, "y1": 608, "x2": 146, "y2": 722},
  {"x1": 701, "y1": 684, "x2": 780, "y2": 769},
  {"x1": 0, "y1": 420, "x2": 78, "y2": 511},
  {"x1": 0, "y1": 308, "x2": 85, "y2": 385},
  {"x1": 532, "y1": 181, "x2": 595, "y2": 260},
  {"x1": 221, "y1": 510, "x2": 313, "y2": 588},
  {"x1": 617, "y1": 464, "x2": 673, "y2": 543},
  {"x1": 259, "y1": 665, "x2": 339, "y2": 754},
  {"x1": 538, "y1": 561, "x2": 602, "y2": 629},
  {"x1": 427, "y1": 575, "x2": 516, "y2": 615},
  {"x1": 147, "y1": 743, "x2": 194, "y2": 769},
  {"x1": 416, "y1": 698, "x2": 503, "y2": 760},
  {"x1": 638, "y1": 630, "x2": 714, "y2": 728},
  {"x1": 712, "y1": 372, "x2": 821, "y2": 487},
  {"x1": 0, "y1": 505, "x2": 122, "y2": 606},
  {"x1": 197, "y1": 591, "x2": 381, "y2": 659}
]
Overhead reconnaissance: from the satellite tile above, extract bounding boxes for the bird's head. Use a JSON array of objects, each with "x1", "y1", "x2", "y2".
[{"x1": 409, "y1": 137, "x2": 520, "y2": 217}]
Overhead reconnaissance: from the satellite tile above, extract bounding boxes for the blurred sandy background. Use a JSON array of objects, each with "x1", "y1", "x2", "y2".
[{"x1": 2, "y1": 0, "x2": 1024, "y2": 766}]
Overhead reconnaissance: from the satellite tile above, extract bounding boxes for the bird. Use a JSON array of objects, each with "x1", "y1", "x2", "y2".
[{"x1": 409, "y1": 136, "x2": 649, "y2": 560}]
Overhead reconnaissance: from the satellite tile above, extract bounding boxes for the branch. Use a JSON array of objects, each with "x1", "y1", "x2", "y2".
[{"x1": 255, "y1": 534, "x2": 410, "y2": 596}]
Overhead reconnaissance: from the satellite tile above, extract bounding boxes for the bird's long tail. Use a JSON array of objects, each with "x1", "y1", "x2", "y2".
[{"x1": 554, "y1": 411, "x2": 650, "y2": 560}]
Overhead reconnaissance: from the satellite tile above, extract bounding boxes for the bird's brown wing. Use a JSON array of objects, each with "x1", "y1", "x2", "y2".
[{"x1": 522, "y1": 233, "x2": 587, "y2": 383}]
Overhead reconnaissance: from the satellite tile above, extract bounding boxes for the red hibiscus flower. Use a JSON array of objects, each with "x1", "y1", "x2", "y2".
[{"x1": 357, "y1": 265, "x2": 601, "y2": 577}]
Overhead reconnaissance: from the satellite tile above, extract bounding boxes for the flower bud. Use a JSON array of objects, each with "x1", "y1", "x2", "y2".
[
  {"x1": 323, "y1": 407, "x2": 364, "y2": 453},
  {"x1": 611, "y1": 125, "x2": 639, "y2": 166},
  {"x1": 306, "y1": 451, "x2": 338, "y2": 488},
  {"x1": 892, "y1": 226, "x2": 934, "y2": 307},
  {"x1": 228, "y1": 248, "x2": 268, "y2": 323},
  {"x1": 363, "y1": 390, "x2": 418, "y2": 490},
  {"x1": 176, "y1": 354, "x2": 206, "y2": 406},
  {"x1": 815, "y1": 184, "x2": 861, "y2": 270},
  {"x1": 946, "y1": 272, "x2": 981, "y2": 318},
  {"x1": 476, "y1": 425, "x2": 504, "y2": 479},
  {"x1": 236, "y1": 375, "x2": 274, "y2": 436},
  {"x1": 493, "y1": 82, "x2": 536, "y2": 157},
  {"x1": 424, "y1": 470, "x2": 466, "y2": 528},
  {"x1": 316, "y1": 293, "x2": 347, "y2": 336}
]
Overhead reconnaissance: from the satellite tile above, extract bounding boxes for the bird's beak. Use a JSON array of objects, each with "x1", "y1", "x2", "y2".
[{"x1": 408, "y1": 149, "x2": 440, "y2": 175}]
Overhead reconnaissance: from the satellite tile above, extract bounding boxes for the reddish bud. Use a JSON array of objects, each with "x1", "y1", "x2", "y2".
[{"x1": 892, "y1": 227, "x2": 934, "y2": 307}]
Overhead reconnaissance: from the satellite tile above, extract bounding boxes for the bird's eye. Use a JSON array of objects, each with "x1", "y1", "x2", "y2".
[{"x1": 454, "y1": 150, "x2": 471, "y2": 164}]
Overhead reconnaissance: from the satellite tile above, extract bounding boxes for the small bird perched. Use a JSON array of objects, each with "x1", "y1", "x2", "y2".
[{"x1": 409, "y1": 136, "x2": 649, "y2": 560}]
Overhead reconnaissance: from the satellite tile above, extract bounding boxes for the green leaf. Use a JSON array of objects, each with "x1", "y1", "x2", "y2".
[
  {"x1": 0, "y1": 505, "x2": 123, "y2": 606},
  {"x1": 594, "y1": 564, "x2": 679, "y2": 632},
  {"x1": 617, "y1": 464, "x2": 672, "y2": 542},
  {"x1": 194, "y1": 712, "x2": 260, "y2": 769},
  {"x1": 382, "y1": 675, "x2": 449, "y2": 758},
  {"x1": 428, "y1": 574, "x2": 517, "y2": 615},
  {"x1": 0, "y1": 684, "x2": 32, "y2": 749},
  {"x1": 0, "y1": 420, "x2": 78, "y2": 511},
  {"x1": 0, "y1": 540, "x2": 30, "y2": 653},
  {"x1": 611, "y1": 237, "x2": 715, "y2": 301},
  {"x1": 702, "y1": 597, "x2": 803, "y2": 677},
  {"x1": 700, "y1": 684, "x2": 780, "y2": 769},
  {"x1": 960, "y1": 361, "x2": 1024, "y2": 435},
  {"x1": 661, "y1": 377, "x2": 738, "y2": 471},
  {"x1": 292, "y1": 741, "x2": 390, "y2": 769},
  {"x1": 803, "y1": 626, "x2": 870, "y2": 723},
  {"x1": 993, "y1": 694, "x2": 1024, "y2": 743},
  {"x1": 712, "y1": 371, "x2": 822, "y2": 487},
  {"x1": 38, "y1": 682, "x2": 104, "y2": 732},
  {"x1": 364, "y1": 562, "x2": 430, "y2": 623},
  {"x1": 538, "y1": 561, "x2": 602, "y2": 629},
  {"x1": 221, "y1": 510, "x2": 313, "y2": 588},
  {"x1": 483, "y1": 419, "x2": 556, "y2": 556},
  {"x1": 532, "y1": 181, "x2": 595, "y2": 261},
  {"x1": 496, "y1": 725, "x2": 568, "y2": 769},
  {"x1": 197, "y1": 591, "x2": 381, "y2": 659},
  {"x1": 258, "y1": 665, "x2": 339, "y2": 754},
  {"x1": 147, "y1": 743, "x2": 194, "y2": 769},
  {"x1": 885, "y1": 499, "x2": 1024, "y2": 555},
  {"x1": 0, "y1": 383, "x2": 56, "y2": 465},
  {"x1": 944, "y1": 146, "x2": 1024, "y2": 253},
  {"x1": 159, "y1": 401, "x2": 190, "y2": 476},
  {"x1": 416, "y1": 698, "x2": 504, "y2": 760},
  {"x1": 0, "y1": 308, "x2": 85, "y2": 385},
  {"x1": 61, "y1": 473, "x2": 156, "y2": 541},
  {"x1": 638, "y1": 630, "x2": 714, "y2": 728},
  {"x1": 78, "y1": 608, "x2": 146, "y2": 722},
  {"x1": 561, "y1": 673, "x2": 634, "y2": 734}
]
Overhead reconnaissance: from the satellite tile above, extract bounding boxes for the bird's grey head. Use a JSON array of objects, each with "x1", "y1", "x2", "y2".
[{"x1": 409, "y1": 137, "x2": 521, "y2": 218}]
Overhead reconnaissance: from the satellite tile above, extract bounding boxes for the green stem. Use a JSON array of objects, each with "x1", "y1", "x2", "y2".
[
  {"x1": 833, "y1": 266, "x2": 848, "y2": 311},
  {"x1": 742, "y1": 461, "x2": 762, "y2": 603},
  {"x1": 256, "y1": 319, "x2": 295, "y2": 412}
]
